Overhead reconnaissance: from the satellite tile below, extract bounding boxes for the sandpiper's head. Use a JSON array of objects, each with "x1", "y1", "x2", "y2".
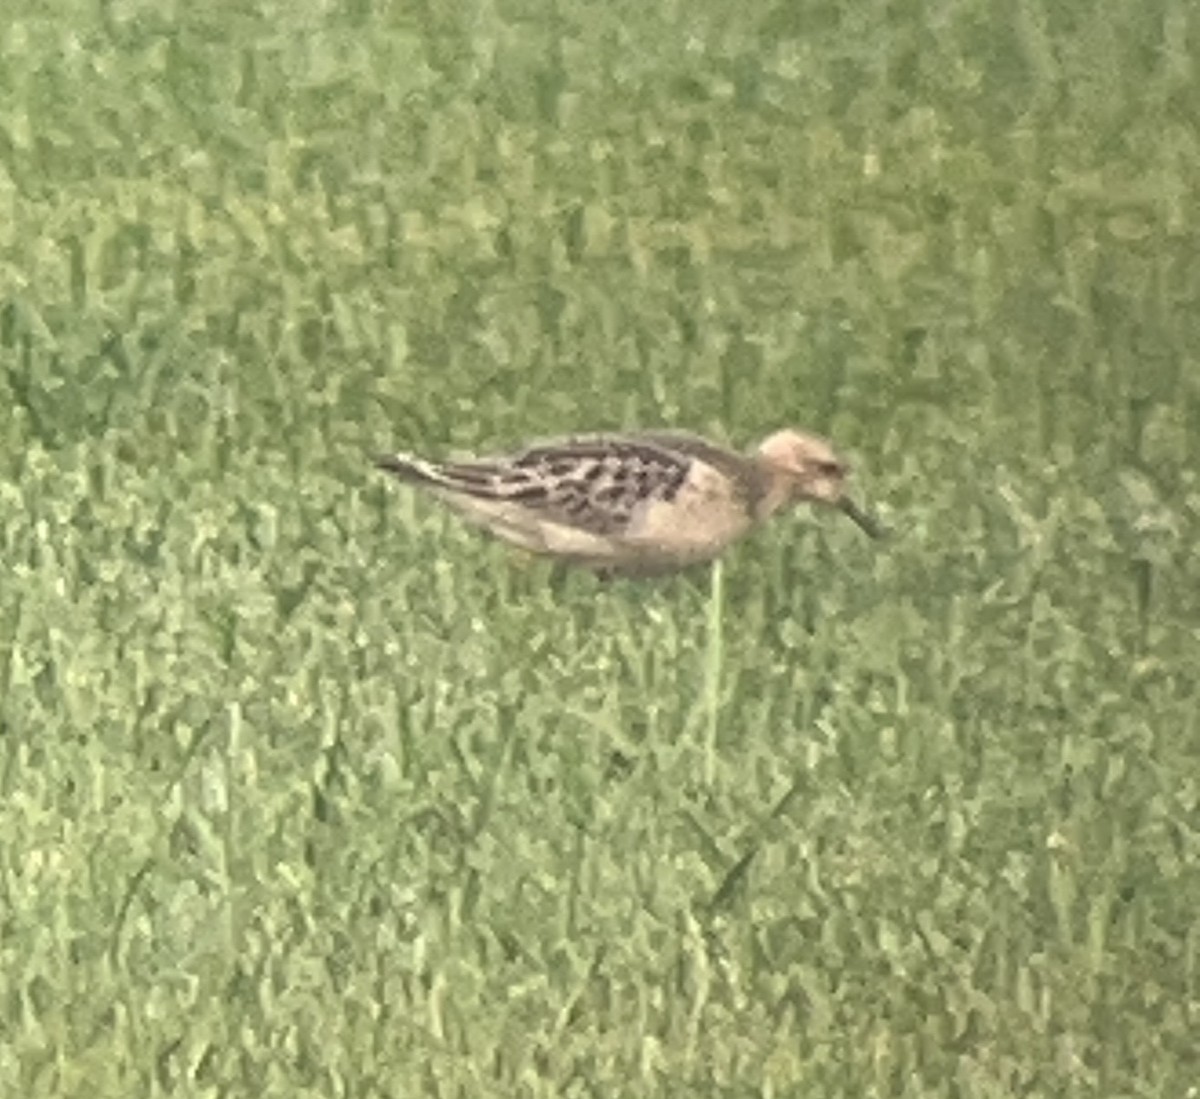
[{"x1": 756, "y1": 429, "x2": 885, "y2": 537}]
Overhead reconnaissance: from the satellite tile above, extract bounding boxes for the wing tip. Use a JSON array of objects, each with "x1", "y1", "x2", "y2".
[{"x1": 375, "y1": 453, "x2": 433, "y2": 483}]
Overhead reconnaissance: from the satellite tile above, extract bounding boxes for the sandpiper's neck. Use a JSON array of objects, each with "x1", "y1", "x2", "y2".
[{"x1": 751, "y1": 464, "x2": 795, "y2": 521}]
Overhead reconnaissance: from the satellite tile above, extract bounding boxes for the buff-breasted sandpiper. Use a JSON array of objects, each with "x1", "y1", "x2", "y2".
[{"x1": 376, "y1": 428, "x2": 884, "y2": 575}]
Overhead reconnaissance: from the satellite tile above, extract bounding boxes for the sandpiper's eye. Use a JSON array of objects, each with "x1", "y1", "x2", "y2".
[{"x1": 817, "y1": 460, "x2": 845, "y2": 476}]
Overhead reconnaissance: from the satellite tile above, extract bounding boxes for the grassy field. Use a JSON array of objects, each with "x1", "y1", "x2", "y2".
[{"x1": 2, "y1": 0, "x2": 1199, "y2": 1095}]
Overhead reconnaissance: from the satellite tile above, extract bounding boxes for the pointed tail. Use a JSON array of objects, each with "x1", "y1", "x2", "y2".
[
  {"x1": 375, "y1": 452, "x2": 547, "y2": 503},
  {"x1": 374, "y1": 453, "x2": 447, "y2": 488}
]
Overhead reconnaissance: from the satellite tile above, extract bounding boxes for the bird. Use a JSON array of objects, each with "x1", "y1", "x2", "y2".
[{"x1": 375, "y1": 428, "x2": 885, "y2": 576}]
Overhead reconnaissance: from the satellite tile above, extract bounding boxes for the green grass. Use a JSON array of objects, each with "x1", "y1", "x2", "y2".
[{"x1": 2, "y1": 0, "x2": 1199, "y2": 1095}]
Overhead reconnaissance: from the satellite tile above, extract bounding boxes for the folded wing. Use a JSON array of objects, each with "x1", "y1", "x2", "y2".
[{"x1": 377, "y1": 436, "x2": 693, "y2": 537}]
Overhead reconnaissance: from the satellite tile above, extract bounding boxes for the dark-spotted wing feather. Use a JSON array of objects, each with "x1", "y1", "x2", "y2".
[
  {"x1": 409, "y1": 437, "x2": 692, "y2": 536},
  {"x1": 508, "y1": 438, "x2": 692, "y2": 534}
]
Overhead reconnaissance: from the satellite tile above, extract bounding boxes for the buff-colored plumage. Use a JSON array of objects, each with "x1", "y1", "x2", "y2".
[{"x1": 376, "y1": 428, "x2": 883, "y2": 575}]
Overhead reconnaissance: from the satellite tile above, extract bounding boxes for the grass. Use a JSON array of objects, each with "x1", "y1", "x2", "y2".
[
  {"x1": 2, "y1": 0, "x2": 1199, "y2": 1095},
  {"x1": 704, "y1": 559, "x2": 724, "y2": 789}
]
